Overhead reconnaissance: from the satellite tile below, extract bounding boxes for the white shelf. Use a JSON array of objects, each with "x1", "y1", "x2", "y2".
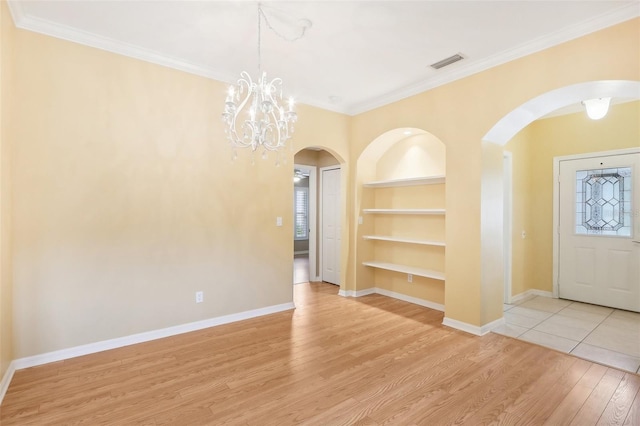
[
  {"x1": 362, "y1": 235, "x2": 445, "y2": 247},
  {"x1": 363, "y1": 176, "x2": 445, "y2": 188},
  {"x1": 363, "y1": 208, "x2": 445, "y2": 215},
  {"x1": 362, "y1": 261, "x2": 445, "y2": 281}
]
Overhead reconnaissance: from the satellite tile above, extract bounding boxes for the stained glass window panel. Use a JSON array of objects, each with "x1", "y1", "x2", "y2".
[{"x1": 575, "y1": 167, "x2": 632, "y2": 236}]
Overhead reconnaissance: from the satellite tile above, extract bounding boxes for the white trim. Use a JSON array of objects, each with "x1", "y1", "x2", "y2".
[
  {"x1": 363, "y1": 208, "x2": 446, "y2": 215},
  {"x1": 374, "y1": 288, "x2": 444, "y2": 312},
  {"x1": 362, "y1": 261, "x2": 445, "y2": 281},
  {"x1": 483, "y1": 81, "x2": 640, "y2": 145},
  {"x1": 0, "y1": 362, "x2": 16, "y2": 405},
  {"x1": 347, "y1": 4, "x2": 639, "y2": 115},
  {"x1": 338, "y1": 287, "x2": 444, "y2": 312},
  {"x1": 293, "y1": 250, "x2": 309, "y2": 255},
  {"x1": 294, "y1": 164, "x2": 317, "y2": 281},
  {"x1": 8, "y1": 2, "x2": 637, "y2": 117},
  {"x1": 10, "y1": 302, "x2": 295, "y2": 371},
  {"x1": 319, "y1": 165, "x2": 341, "y2": 284},
  {"x1": 503, "y1": 151, "x2": 513, "y2": 304},
  {"x1": 362, "y1": 235, "x2": 445, "y2": 247},
  {"x1": 552, "y1": 147, "x2": 640, "y2": 299},
  {"x1": 442, "y1": 316, "x2": 506, "y2": 336},
  {"x1": 338, "y1": 288, "x2": 376, "y2": 298},
  {"x1": 511, "y1": 289, "x2": 554, "y2": 305},
  {"x1": 363, "y1": 176, "x2": 446, "y2": 188}
]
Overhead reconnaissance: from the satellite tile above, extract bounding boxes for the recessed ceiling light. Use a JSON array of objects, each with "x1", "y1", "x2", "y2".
[{"x1": 403, "y1": 130, "x2": 412, "y2": 135}]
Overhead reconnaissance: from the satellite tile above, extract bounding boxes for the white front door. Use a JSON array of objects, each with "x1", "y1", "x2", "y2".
[
  {"x1": 321, "y1": 167, "x2": 341, "y2": 285},
  {"x1": 558, "y1": 152, "x2": 640, "y2": 312}
]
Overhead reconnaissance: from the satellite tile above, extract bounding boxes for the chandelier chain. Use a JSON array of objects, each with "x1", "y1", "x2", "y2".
[
  {"x1": 258, "y1": 6, "x2": 310, "y2": 43},
  {"x1": 257, "y1": 4, "x2": 262, "y2": 74}
]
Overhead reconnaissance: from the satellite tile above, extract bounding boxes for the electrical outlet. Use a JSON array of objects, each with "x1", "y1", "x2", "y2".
[
  {"x1": 195, "y1": 291, "x2": 204, "y2": 303},
  {"x1": 276, "y1": 217, "x2": 283, "y2": 227},
  {"x1": 358, "y1": 216, "x2": 363, "y2": 225},
  {"x1": 407, "y1": 274, "x2": 413, "y2": 283}
]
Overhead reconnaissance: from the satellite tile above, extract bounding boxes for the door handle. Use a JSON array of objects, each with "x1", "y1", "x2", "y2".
[{"x1": 633, "y1": 240, "x2": 640, "y2": 244}]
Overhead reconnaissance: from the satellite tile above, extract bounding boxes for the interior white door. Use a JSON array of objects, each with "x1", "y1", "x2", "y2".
[
  {"x1": 321, "y1": 167, "x2": 341, "y2": 285},
  {"x1": 558, "y1": 152, "x2": 640, "y2": 312}
]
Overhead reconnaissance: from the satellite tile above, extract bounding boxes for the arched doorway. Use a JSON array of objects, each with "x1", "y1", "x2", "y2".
[
  {"x1": 484, "y1": 80, "x2": 640, "y2": 371},
  {"x1": 293, "y1": 147, "x2": 343, "y2": 285}
]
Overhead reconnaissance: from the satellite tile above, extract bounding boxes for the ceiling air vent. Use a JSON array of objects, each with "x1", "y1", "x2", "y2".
[{"x1": 430, "y1": 53, "x2": 464, "y2": 70}]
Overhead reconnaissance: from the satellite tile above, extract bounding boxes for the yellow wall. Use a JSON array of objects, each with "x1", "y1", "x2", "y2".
[
  {"x1": 506, "y1": 100, "x2": 640, "y2": 297},
  {"x1": 0, "y1": 3, "x2": 638, "y2": 367},
  {"x1": 7, "y1": 21, "x2": 349, "y2": 358},
  {"x1": 504, "y1": 129, "x2": 533, "y2": 298},
  {"x1": 376, "y1": 133, "x2": 446, "y2": 180},
  {"x1": 348, "y1": 18, "x2": 639, "y2": 326},
  {"x1": 0, "y1": 0, "x2": 13, "y2": 378}
]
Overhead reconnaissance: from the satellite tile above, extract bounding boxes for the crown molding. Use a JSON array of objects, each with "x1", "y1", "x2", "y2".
[
  {"x1": 345, "y1": 3, "x2": 640, "y2": 115},
  {"x1": 7, "y1": 1, "x2": 639, "y2": 117},
  {"x1": 6, "y1": 1, "x2": 238, "y2": 83}
]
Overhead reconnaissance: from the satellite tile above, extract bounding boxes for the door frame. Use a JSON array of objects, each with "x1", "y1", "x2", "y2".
[
  {"x1": 294, "y1": 163, "x2": 317, "y2": 282},
  {"x1": 319, "y1": 165, "x2": 341, "y2": 283},
  {"x1": 503, "y1": 151, "x2": 513, "y2": 304},
  {"x1": 552, "y1": 147, "x2": 640, "y2": 298}
]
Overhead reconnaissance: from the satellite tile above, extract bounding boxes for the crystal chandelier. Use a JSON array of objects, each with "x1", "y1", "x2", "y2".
[{"x1": 222, "y1": 3, "x2": 308, "y2": 161}]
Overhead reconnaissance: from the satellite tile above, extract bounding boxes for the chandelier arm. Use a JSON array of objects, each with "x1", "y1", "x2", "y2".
[
  {"x1": 225, "y1": 73, "x2": 256, "y2": 148},
  {"x1": 221, "y1": 3, "x2": 303, "y2": 162}
]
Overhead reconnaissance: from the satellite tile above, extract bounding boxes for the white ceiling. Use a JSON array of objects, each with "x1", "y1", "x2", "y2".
[{"x1": 7, "y1": 1, "x2": 640, "y2": 115}]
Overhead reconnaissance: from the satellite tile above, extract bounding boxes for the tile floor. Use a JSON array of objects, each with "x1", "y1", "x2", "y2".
[{"x1": 495, "y1": 295, "x2": 640, "y2": 374}]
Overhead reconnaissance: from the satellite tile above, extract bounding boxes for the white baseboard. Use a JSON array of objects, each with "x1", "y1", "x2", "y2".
[
  {"x1": 374, "y1": 288, "x2": 444, "y2": 312},
  {"x1": 511, "y1": 289, "x2": 554, "y2": 304},
  {"x1": 10, "y1": 302, "x2": 295, "y2": 372},
  {"x1": 338, "y1": 288, "x2": 376, "y2": 298},
  {"x1": 0, "y1": 361, "x2": 16, "y2": 405},
  {"x1": 442, "y1": 316, "x2": 505, "y2": 336},
  {"x1": 338, "y1": 287, "x2": 444, "y2": 312}
]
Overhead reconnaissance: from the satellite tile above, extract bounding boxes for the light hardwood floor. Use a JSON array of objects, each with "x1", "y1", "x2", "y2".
[{"x1": 1, "y1": 282, "x2": 639, "y2": 425}]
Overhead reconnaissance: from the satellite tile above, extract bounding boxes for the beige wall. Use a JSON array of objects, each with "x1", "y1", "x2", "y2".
[
  {"x1": 505, "y1": 100, "x2": 640, "y2": 297},
  {"x1": 347, "y1": 18, "x2": 639, "y2": 326},
  {"x1": 7, "y1": 23, "x2": 349, "y2": 358},
  {"x1": 0, "y1": 0, "x2": 14, "y2": 378}
]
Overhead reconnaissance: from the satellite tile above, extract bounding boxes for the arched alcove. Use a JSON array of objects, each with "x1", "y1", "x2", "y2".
[{"x1": 351, "y1": 128, "x2": 447, "y2": 310}]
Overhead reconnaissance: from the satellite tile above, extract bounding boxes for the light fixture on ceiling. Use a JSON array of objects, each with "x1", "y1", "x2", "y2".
[
  {"x1": 582, "y1": 97, "x2": 611, "y2": 120},
  {"x1": 221, "y1": 3, "x2": 310, "y2": 164},
  {"x1": 293, "y1": 169, "x2": 307, "y2": 182}
]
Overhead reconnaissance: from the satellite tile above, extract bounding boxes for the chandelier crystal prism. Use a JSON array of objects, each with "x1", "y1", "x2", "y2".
[{"x1": 222, "y1": 3, "x2": 304, "y2": 160}]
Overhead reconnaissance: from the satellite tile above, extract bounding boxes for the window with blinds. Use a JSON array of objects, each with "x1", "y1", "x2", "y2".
[{"x1": 294, "y1": 187, "x2": 309, "y2": 240}]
